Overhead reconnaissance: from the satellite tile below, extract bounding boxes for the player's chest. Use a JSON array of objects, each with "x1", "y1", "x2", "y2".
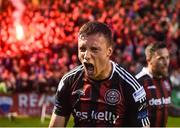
[
  {"x1": 145, "y1": 79, "x2": 171, "y2": 106},
  {"x1": 70, "y1": 80, "x2": 126, "y2": 110},
  {"x1": 70, "y1": 80, "x2": 126, "y2": 122}
]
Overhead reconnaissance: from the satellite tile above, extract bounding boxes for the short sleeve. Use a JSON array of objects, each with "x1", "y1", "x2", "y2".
[{"x1": 53, "y1": 75, "x2": 72, "y2": 116}]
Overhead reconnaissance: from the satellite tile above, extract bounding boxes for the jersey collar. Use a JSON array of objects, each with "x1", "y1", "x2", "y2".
[{"x1": 142, "y1": 67, "x2": 153, "y2": 78}]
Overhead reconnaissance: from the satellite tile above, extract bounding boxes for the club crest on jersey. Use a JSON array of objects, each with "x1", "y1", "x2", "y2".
[{"x1": 104, "y1": 89, "x2": 121, "y2": 105}]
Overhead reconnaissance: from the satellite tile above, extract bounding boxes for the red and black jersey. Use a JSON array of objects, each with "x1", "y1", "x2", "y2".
[
  {"x1": 53, "y1": 61, "x2": 150, "y2": 127},
  {"x1": 136, "y1": 67, "x2": 172, "y2": 127}
]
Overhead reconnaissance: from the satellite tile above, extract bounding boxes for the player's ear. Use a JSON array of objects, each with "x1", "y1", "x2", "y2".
[
  {"x1": 107, "y1": 47, "x2": 113, "y2": 57},
  {"x1": 147, "y1": 57, "x2": 153, "y2": 66},
  {"x1": 146, "y1": 55, "x2": 151, "y2": 64}
]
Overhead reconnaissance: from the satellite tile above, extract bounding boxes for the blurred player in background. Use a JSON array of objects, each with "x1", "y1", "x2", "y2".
[
  {"x1": 136, "y1": 42, "x2": 180, "y2": 127},
  {"x1": 49, "y1": 21, "x2": 150, "y2": 127}
]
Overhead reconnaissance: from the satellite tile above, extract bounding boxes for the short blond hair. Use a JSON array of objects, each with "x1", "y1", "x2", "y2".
[{"x1": 145, "y1": 42, "x2": 167, "y2": 60}]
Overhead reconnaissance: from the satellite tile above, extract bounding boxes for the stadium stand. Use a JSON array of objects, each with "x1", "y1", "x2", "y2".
[{"x1": 0, "y1": 0, "x2": 179, "y2": 103}]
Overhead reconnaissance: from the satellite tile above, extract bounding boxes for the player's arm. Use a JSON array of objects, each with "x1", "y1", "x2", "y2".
[
  {"x1": 49, "y1": 74, "x2": 72, "y2": 127},
  {"x1": 123, "y1": 75, "x2": 150, "y2": 127},
  {"x1": 49, "y1": 113, "x2": 70, "y2": 127},
  {"x1": 129, "y1": 86, "x2": 150, "y2": 127},
  {"x1": 135, "y1": 71, "x2": 150, "y2": 127}
]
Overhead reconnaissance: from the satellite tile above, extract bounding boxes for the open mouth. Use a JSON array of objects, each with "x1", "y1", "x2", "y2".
[{"x1": 84, "y1": 62, "x2": 94, "y2": 76}]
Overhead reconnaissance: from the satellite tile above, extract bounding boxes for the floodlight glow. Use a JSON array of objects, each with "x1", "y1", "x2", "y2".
[{"x1": 15, "y1": 23, "x2": 24, "y2": 40}]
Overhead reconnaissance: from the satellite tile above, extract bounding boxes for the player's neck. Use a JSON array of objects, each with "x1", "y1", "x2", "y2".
[
  {"x1": 93, "y1": 61, "x2": 112, "y2": 81},
  {"x1": 100, "y1": 61, "x2": 112, "y2": 80},
  {"x1": 147, "y1": 66, "x2": 165, "y2": 79}
]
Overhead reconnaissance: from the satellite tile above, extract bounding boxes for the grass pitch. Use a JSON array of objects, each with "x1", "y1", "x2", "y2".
[{"x1": 0, "y1": 116, "x2": 179, "y2": 127}]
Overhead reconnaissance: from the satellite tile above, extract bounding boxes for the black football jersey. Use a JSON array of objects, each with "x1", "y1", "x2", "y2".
[
  {"x1": 54, "y1": 61, "x2": 150, "y2": 127},
  {"x1": 136, "y1": 67, "x2": 172, "y2": 126}
]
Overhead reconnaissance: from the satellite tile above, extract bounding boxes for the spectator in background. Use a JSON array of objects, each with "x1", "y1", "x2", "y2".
[
  {"x1": 170, "y1": 69, "x2": 180, "y2": 88},
  {"x1": 49, "y1": 21, "x2": 149, "y2": 127},
  {"x1": 0, "y1": 0, "x2": 179, "y2": 96},
  {"x1": 136, "y1": 42, "x2": 180, "y2": 127},
  {"x1": 0, "y1": 80, "x2": 7, "y2": 93}
]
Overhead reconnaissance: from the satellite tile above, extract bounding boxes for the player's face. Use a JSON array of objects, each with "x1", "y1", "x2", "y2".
[
  {"x1": 78, "y1": 34, "x2": 113, "y2": 80},
  {"x1": 149, "y1": 48, "x2": 170, "y2": 78}
]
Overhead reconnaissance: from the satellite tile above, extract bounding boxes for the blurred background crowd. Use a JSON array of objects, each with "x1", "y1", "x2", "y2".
[{"x1": 0, "y1": 0, "x2": 179, "y2": 94}]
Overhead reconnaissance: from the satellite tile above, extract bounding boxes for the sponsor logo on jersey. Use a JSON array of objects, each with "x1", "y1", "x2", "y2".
[
  {"x1": 73, "y1": 109, "x2": 119, "y2": 123},
  {"x1": 149, "y1": 96, "x2": 171, "y2": 106},
  {"x1": 104, "y1": 89, "x2": 121, "y2": 105},
  {"x1": 133, "y1": 87, "x2": 146, "y2": 102}
]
